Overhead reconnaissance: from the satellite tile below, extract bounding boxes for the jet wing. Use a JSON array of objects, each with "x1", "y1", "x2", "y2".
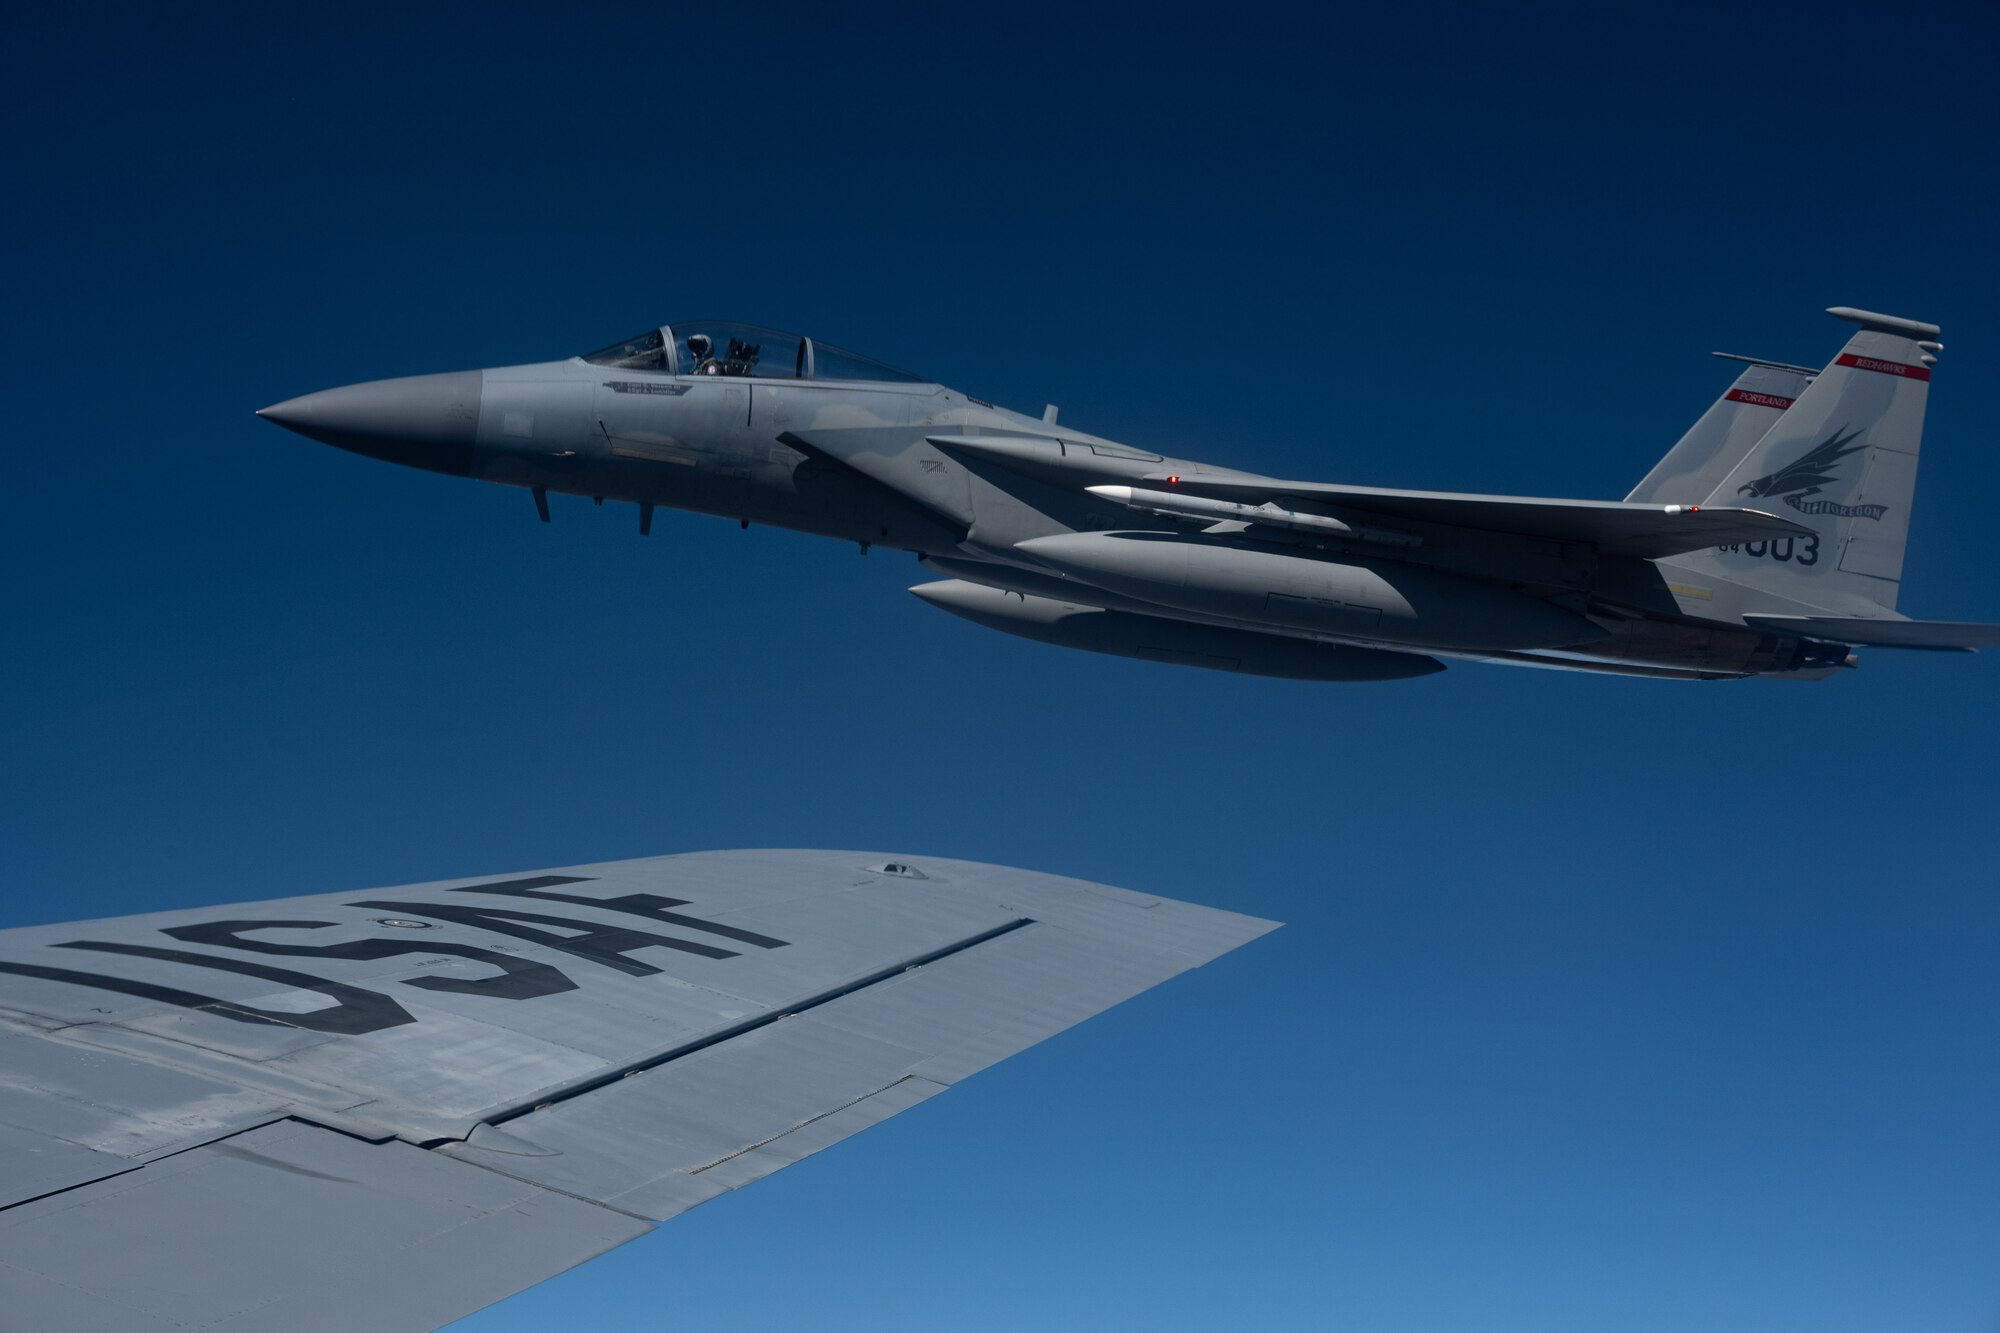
[
  {"x1": 0, "y1": 849, "x2": 1276, "y2": 1332},
  {"x1": 1144, "y1": 474, "x2": 1812, "y2": 558},
  {"x1": 1743, "y1": 615, "x2": 2000, "y2": 651}
]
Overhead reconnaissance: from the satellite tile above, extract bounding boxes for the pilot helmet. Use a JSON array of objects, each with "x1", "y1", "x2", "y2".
[{"x1": 687, "y1": 333, "x2": 712, "y2": 357}]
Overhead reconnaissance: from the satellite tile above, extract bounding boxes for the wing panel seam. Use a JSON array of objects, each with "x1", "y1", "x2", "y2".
[
  {"x1": 686, "y1": 1074, "x2": 948, "y2": 1176},
  {"x1": 465, "y1": 918, "x2": 1037, "y2": 1140}
]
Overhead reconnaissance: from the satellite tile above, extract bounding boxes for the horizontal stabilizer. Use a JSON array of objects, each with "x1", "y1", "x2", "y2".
[
  {"x1": 1745, "y1": 615, "x2": 2000, "y2": 651},
  {"x1": 1142, "y1": 475, "x2": 1813, "y2": 558}
]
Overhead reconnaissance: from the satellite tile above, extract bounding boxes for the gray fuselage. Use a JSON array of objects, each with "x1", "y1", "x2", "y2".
[{"x1": 259, "y1": 325, "x2": 1870, "y2": 682}]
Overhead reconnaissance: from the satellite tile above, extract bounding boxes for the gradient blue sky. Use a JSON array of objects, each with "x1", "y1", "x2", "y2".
[{"x1": 6, "y1": 4, "x2": 1998, "y2": 1330}]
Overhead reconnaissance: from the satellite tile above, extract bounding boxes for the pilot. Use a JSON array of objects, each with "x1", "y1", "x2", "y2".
[{"x1": 687, "y1": 333, "x2": 721, "y2": 376}]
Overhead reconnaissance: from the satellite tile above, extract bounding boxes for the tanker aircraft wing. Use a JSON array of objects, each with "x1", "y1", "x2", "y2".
[
  {"x1": 1139, "y1": 474, "x2": 1814, "y2": 558},
  {"x1": 0, "y1": 850, "x2": 1276, "y2": 1332}
]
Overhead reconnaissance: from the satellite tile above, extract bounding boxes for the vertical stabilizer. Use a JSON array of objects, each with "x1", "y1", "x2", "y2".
[
  {"x1": 1626, "y1": 355, "x2": 1814, "y2": 505},
  {"x1": 1662, "y1": 307, "x2": 1940, "y2": 614}
]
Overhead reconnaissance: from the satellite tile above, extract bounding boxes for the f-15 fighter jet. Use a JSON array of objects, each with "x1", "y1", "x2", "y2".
[{"x1": 261, "y1": 307, "x2": 1996, "y2": 681}]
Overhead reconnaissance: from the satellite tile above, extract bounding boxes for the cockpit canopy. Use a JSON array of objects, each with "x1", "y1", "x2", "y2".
[{"x1": 583, "y1": 322, "x2": 923, "y2": 384}]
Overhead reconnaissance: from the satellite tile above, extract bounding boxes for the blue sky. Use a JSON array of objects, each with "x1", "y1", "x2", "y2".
[{"x1": 5, "y1": 3, "x2": 1998, "y2": 1329}]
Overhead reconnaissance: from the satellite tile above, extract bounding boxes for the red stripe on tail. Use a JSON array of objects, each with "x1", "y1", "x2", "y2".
[
  {"x1": 1724, "y1": 389, "x2": 1796, "y2": 409},
  {"x1": 1836, "y1": 353, "x2": 1932, "y2": 381}
]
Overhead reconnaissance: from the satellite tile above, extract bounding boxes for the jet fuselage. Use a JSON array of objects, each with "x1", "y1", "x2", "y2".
[{"x1": 262, "y1": 314, "x2": 1984, "y2": 682}]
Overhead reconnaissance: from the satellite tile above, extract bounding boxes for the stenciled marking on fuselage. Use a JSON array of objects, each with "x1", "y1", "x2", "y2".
[
  {"x1": 0, "y1": 876, "x2": 791, "y2": 1036},
  {"x1": 605, "y1": 380, "x2": 691, "y2": 396},
  {"x1": 1715, "y1": 532, "x2": 1821, "y2": 566}
]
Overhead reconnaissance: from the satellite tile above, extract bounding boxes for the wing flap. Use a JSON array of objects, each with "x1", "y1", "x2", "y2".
[
  {"x1": 1144, "y1": 474, "x2": 1812, "y2": 557},
  {"x1": 440, "y1": 1018, "x2": 948, "y2": 1216},
  {"x1": 436, "y1": 911, "x2": 1264, "y2": 1220},
  {"x1": 0, "y1": 1119, "x2": 138, "y2": 1209},
  {"x1": 0, "y1": 1118, "x2": 651, "y2": 1333}
]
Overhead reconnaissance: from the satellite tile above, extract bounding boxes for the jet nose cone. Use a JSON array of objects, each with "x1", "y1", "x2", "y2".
[{"x1": 258, "y1": 370, "x2": 482, "y2": 477}]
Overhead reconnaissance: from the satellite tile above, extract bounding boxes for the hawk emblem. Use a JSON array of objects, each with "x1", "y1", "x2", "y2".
[{"x1": 1738, "y1": 426, "x2": 1865, "y2": 500}]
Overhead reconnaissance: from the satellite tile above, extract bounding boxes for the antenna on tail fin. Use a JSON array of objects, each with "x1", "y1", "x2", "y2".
[
  {"x1": 1710, "y1": 351, "x2": 1820, "y2": 375},
  {"x1": 1826, "y1": 306, "x2": 1943, "y2": 345}
]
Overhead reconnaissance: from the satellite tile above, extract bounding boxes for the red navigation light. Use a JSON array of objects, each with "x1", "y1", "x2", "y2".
[{"x1": 1167, "y1": 474, "x2": 1180, "y2": 485}]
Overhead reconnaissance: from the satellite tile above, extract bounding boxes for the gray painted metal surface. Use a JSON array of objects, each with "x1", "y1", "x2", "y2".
[
  {"x1": 258, "y1": 308, "x2": 1995, "y2": 679},
  {"x1": 0, "y1": 850, "x2": 1277, "y2": 1330},
  {"x1": 909, "y1": 578, "x2": 1444, "y2": 680},
  {"x1": 1624, "y1": 357, "x2": 1814, "y2": 506},
  {"x1": 2, "y1": 1120, "x2": 648, "y2": 1333}
]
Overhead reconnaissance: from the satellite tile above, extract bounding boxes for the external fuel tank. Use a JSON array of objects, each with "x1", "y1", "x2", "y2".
[{"x1": 1014, "y1": 532, "x2": 1605, "y2": 653}]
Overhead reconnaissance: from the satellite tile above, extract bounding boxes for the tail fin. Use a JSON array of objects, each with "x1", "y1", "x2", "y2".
[
  {"x1": 1660, "y1": 307, "x2": 1940, "y2": 614},
  {"x1": 1625, "y1": 354, "x2": 1815, "y2": 504}
]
